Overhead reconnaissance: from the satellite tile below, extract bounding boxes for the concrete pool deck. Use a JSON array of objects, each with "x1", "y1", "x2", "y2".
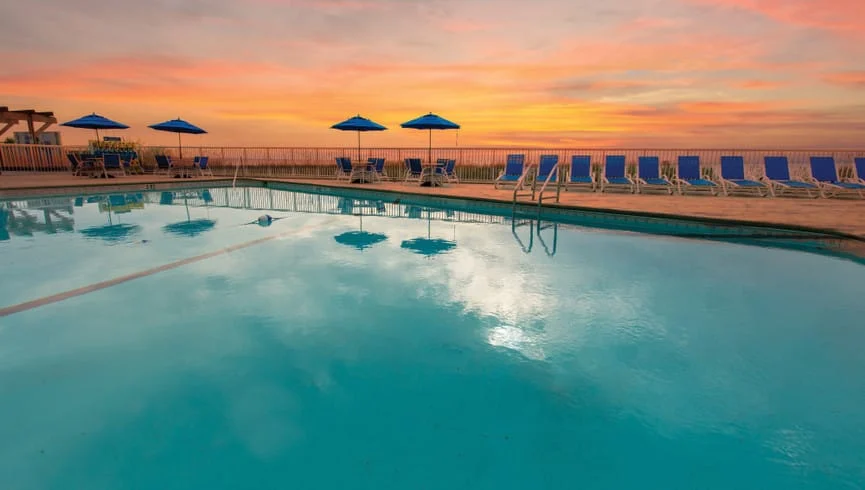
[{"x1": 2, "y1": 172, "x2": 864, "y2": 238}]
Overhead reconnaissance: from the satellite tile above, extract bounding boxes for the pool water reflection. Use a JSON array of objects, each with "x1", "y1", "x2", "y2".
[{"x1": 1, "y1": 185, "x2": 864, "y2": 489}]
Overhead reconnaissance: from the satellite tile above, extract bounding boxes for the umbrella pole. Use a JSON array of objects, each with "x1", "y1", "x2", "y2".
[
  {"x1": 357, "y1": 131, "x2": 361, "y2": 162},
  {"x1": 428, "y1": 129, "x2": 432, "y2": 163},
  {"x1": 178, "y1": 133, "x2": 183, "y2": 160},
  {"x1": 95, "y1": 128, "x2": 100, "y2": 142}
]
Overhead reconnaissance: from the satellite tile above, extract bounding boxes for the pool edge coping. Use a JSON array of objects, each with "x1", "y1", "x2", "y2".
[
  {"x1": 2, "y1": 176, "x2": 864, "y2": 243},
  {"x1": 259, "y1": 178, "x2": 865, "y2": 243}
]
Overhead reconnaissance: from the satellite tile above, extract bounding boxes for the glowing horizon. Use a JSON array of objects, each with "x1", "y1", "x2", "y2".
[{"x1": 2, "y1": 0, "x2": 864, "y2": 148}]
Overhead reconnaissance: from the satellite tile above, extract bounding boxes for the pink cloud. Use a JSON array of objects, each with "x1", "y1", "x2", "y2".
[{"x1": 686, "y1": 0, "x2": 865, "y2": 37}]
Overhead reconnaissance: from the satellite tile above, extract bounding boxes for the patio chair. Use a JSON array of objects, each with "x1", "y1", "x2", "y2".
[
  {"x1": 763, "y1": 156, "x2": 819, "y2": 198},
  {"x1": 444, "y1": 159, "x2": 458, "y2": 183},
  {"x1": 196, "y1": 156, "x2": 213, "y2": 176},
  {"x1": 600, "y1": 155, "x2": 634, "y2": 193},
  {"x1": 675, "y1": 156, "x2": 717, "y2": 195},
  {"x1": 494, "y1": 154, "x2": 526, "y2": 189},
  {"x1": 67, "y1": 153, "x2": 93, "y2": 176},
  {"x1": 855, "y1": 158, "x2": 865, "y2": 185},
  {"x1": 809, "y1": 156, "x2": 864, "y2": 198},
  {"x1": 404, "y1": 158, "x2": 424, "y2": 184},
  {"x1": 335, "y1": 157, "x2": 353, "y2": 181},
  {"x1": 719, "y1": 156, "x2": 767, "y2": 196},
  {"x1": 367, "y1": 157, "x2": 386, "y2": 181},
  {"x1": 155, "y1": 155, "x2": 173, "y2": 176},
  {"x1": 536, "y1": 155, "x2": 558, "y2": 185},
  {"x1": 102, "y1": 153, "x2": 126, "y2": 177},
  {"x1": 562, "y1": 155, "x2": 594, "y2": 192},
  {"x1": 636, "y1": 156, "x2": 673, "y2": 194}
]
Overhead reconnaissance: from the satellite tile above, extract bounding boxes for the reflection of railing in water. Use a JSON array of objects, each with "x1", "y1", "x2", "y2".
[
  {"x1": 159, "y1": 187, "x2": 509, "y2": 225},
  {"x1": 0, "y1": 199, "x2": 75, "y2": 240},
  {"x1": 510, "y1": 212, "x2": 558, "y2": 255}
]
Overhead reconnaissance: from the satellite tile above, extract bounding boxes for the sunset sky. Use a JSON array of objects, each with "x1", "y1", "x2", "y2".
[{"x1": 2, "y1": 0, "x2": 864, "y2": 148}]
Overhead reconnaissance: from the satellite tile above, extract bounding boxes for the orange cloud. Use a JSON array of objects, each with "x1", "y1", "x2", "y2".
[
  {"x1": 822, "y1": 71, "x2": 865, "y2": 89},
  {"x1": 735, "y1": 80, "x2": 787, "y2": 90}
]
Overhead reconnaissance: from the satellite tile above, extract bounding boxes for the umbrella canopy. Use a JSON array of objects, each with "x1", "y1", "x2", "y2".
[
  {"x1": 333, "y1": 201, "x2": 388, "y2": 251},
  {"x1": 400, "y1": 113, "x2": 460, "y2": 164},
  {"x1": 148, "y1": 118, "x2": 207, "y2": 159},
  {"x1": 400, "y1": 207, "x2": 457, "y2": 256},
  {"x1": 161, "y1": 193, "x2": 216, "y2": 237},
  {"x1": 400, "y1": 113, "x2": 460, "y2": 130},
  {"x1": 331, "y1": 115, "x2": 387, "y2": 161},
  {"x1": 400, "y1": 237, "x2": 455, "y2": 256},
  {"x1": 61, "y1": 113, "x2": 129, "y2": 140},
  {"x1": 334, "y1": 231, "x2": 387, "y2": 250},
  {"x1": 162, "y1": 219, "x2": 216, "y2": 237},
  {"x1": 80, "y1": 223, "x2": 141, "y2": 242}
]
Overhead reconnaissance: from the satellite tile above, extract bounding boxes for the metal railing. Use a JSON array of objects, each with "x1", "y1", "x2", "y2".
[{"x1": 3, "y1": 143, "x2": 864, "y2": 184}]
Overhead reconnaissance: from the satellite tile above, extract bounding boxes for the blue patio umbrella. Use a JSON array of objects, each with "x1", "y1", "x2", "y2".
[
  {"x1": 400, "y1": 113, "x2": 460, "y2": 164},
  {"x1": 61, "y1": 113, "x2": 129, "y2": 140},
  {"x1": 331, "y1": 114, "x2": 387, "y2": 161},
  {"x1": 148, "y1": 118, "x2": 207, "y2": 160}
]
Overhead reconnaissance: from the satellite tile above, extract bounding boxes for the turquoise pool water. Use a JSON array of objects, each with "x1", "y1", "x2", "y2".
[{"x1": 1, "y1": 184, "x2": 864, "y2": 489}]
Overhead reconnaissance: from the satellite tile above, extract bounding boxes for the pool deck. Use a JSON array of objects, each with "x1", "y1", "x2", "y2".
[{"x1": 2, "y1": 172, "x2": 864, "y2": 238}]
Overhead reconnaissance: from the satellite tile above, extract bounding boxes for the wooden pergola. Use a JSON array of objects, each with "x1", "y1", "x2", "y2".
[{"x1": 0, "y1": 106, "x2": 58, "y2": 142}]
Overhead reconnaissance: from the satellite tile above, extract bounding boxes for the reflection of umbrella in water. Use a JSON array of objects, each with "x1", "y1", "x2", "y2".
[
  {"x1": 162, "y1": 194, "x2": 216, "y2": 237},
  {"x1": 400, "y1": 208, "x2": 456, "y2": 256},
  {"x1": 79, "y1": 195, "x2": 141, "y2": 242},
  {"x1": 80, "y1": 223, "x2": 140, "y2": 241},
  {"x1": 333, "y1": 201, "x2": 388, "y2": 251}
]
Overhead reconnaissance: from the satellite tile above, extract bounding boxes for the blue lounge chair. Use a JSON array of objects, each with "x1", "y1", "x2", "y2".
[
  {"x1": 102, "y1": 153, "x2": 126, "y2": 177},
  {"x1": 444, "y1": 159, "x2": 458, "y2": 183},
  {"x1": 367, "y1": 157, "x2": 386, "y2": 181},
  {"x1": 855, "y1": 158, "x2": 865, "y2": 185},
  {"x1": 536, "y1": 154, "x2": 558, "y2": 185},
  {"x1": 404, "y1": 158, "x2": 424, "y2": 184},
  {"x1": 335, "y1": 157, "x2": 353, "y2": 181},
  {"x1": 67, "y1": 153, "x2": 92, "y2": 176},
  {"x1": 531, "y1": 155, "x2": 559, "y2": 201},
  {"x1": 809, "y1": 156, "x2": 865, "y2": 198},
  {"x1": 720, "y1": 156, "x2": 767, "y2": 197},
  {"x1": 676, "y1": 156, "x2": 717, "y2": 195},
  {"x1": 636, "y1": 156, "x2": 673, "y2": 194},
  {"x1": 495, "y1": 154, "x2": 526, "y2": 189},
  {"x1": 601, "y1": 155, "x2": 634, "y2": 193},
  {"x1": 155, "y1": 155, "x2": 173, "y2": 176},
  {"x1": 195, "y1": 156, "x2": 213, "y2": 176},
  {"x1": 563, "y1": 155, "x2": 594, "y2": 192},
  {"x1": 763, "y1": 156, "x2": 819, "y2": 198}
]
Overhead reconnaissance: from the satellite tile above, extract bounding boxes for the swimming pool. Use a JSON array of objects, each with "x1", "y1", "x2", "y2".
[{"x1": 2, "y1": 183, "x2": 864, "y2": 489}]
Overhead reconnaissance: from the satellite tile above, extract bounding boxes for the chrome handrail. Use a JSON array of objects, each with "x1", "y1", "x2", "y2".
[{"x1": 511, "y1": 164, "x2": 536, "y2": 205}]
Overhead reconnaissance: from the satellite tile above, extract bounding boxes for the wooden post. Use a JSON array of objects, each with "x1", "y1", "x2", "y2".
[{"x1": 26, "y1": 115, "x2": 36, "y2": 144}]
